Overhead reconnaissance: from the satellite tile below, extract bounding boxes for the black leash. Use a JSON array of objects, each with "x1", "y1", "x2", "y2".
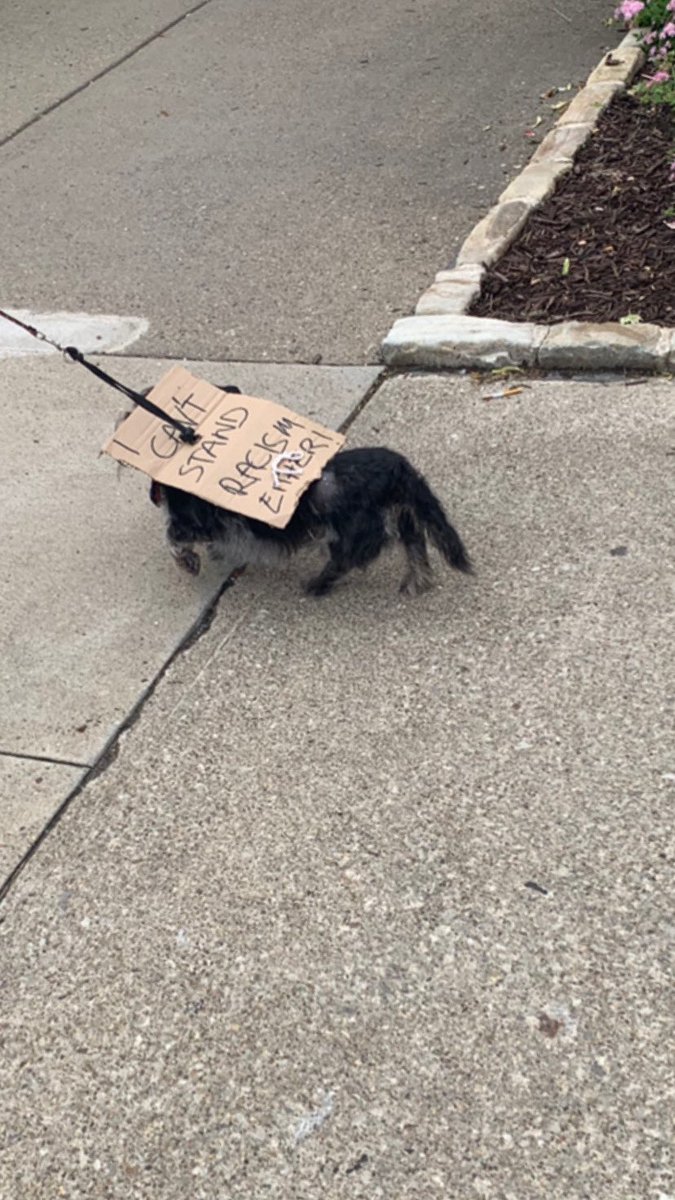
[{"x1": 0, "y1": 308, "x2": 199, "y2": 444}]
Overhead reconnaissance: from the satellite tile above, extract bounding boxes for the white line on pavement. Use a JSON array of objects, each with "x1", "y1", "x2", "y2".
[{"x1": 0, "y1": 308, "x2": 148, "y2": 358}]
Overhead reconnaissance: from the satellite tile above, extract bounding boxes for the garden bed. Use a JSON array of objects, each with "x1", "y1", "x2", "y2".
[{"x1": 470, "y1": 94, "x2": 675, "y2": 327}]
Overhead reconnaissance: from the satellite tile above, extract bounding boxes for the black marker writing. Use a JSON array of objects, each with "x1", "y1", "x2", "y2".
[
  {"x1": 178, "y1": 420, "x2": 250, "y2": 484},
  {"x1": 259, "y1": 490, "x2": 284, "y2": 515},
  {"x1": 243, "y1": 446, "x2": 273, "y2": 472},
  {"x1": 299, "y1": 434, "x2": 331, "y2": 455},
  {"x1": 219, "y1": 475, "x2": 256, "y2": 496},
  {"x1": 273, "y1": 416, "x2": 304, "y2": 438},
  {"x1": 171, "y1": 390, "x2": 205, "y2": 426},
  {"x1": 216, "y1": 405, "x2": 249, "y2": 431},
  {"x1": 112, "y1": 436, "x2": 140, "y2": 457},
  {"x1": 150, "y1": 423, "x2": 184, "y2": 460}
]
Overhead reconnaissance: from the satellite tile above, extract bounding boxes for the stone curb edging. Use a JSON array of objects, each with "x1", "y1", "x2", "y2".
[
  {"x1": 381, "y1": 32, "x2": 670, "y2": 373},
  {"x1": 380, "y1": 312, "x2": 674, "y2": 372}
]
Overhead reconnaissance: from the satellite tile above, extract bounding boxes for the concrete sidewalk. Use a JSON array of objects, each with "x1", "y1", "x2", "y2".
[
  {"x1": 2, "y1": 373, "x2": 673, "y2": 1198},
  {"x1": 0, "y1": 354, "x2": 379, "y2": 878}
]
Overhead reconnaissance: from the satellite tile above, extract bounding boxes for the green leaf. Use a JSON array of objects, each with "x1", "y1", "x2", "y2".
[{"x1": 486, "y1": 366, "x2": 525, "y2": 379}]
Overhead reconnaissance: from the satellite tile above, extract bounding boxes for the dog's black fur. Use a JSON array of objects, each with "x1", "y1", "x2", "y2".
[{"x1": 141, "y1": 385, "x2": 471, "y2": 596}]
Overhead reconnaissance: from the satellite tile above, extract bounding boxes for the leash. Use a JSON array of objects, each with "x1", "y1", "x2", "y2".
[{"x1": 0, "y1": 308, "x2": 199, "y2": 444}]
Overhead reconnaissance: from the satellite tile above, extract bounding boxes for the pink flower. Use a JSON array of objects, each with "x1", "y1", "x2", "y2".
[
  {"x1": 614, "y1": 0, "x2": 644, "y2": 17},
  {"x1": 660, "y1": 21, "x2": 675, "y2": 37},
  {"x1": 614, "y1": 0, "x2": 644, "y2": 18},
  {"x1": 668, "y1": 0, "x2": 675, "y2": 11},
  {"x1": 644, "y1": 69, "x2": 670, "y2": 85}
]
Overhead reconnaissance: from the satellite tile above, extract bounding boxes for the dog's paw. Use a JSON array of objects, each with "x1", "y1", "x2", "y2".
[
  {"x1": 175, "y1": 548, "x2": 201, "y2": 576},
  {"x1": 399, "y1": 573, "x2": 433, "y2": 596},
  {"x1": 305, "y1": 575, "x2": 333, "y2": 598}
]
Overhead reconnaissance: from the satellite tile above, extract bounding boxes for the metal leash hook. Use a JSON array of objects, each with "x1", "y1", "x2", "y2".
[{"x1": 0, "y1": 308, "x2": 199, "y2": 444}]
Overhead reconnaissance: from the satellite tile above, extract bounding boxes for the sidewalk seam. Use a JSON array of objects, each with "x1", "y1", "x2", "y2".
[
  {"x1": 0, "y1": 751, "x2": 90, "y2": 770},
  {"x1": 0, "y1": 570, "x2": 235, "y2": 907},
  {"x1": 0, "y1": 0, "x2": 215, "y2": 151},
  {"x1": 339, "y1": 369, "x2": 390, "y2": 432}
]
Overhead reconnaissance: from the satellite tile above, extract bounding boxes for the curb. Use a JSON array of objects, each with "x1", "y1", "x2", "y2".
[{"x1": 381, "y1": 32, "x2": 670, "y2": 373}]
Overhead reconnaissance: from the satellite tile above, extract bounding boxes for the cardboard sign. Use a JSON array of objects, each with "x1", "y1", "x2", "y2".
[{"x1": 101, "y1": 365, "x2": 345, "y2": 528}]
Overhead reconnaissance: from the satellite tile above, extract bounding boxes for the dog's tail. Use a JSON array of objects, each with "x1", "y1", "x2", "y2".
[{"x1": 404, "y1": 466, "x2": 472, "y2": 573}]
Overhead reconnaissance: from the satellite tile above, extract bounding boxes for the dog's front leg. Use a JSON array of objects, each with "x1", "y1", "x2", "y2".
[
  {"x1": 306, "y1": 555, "x2": 344, "y2": 597},
  {"x1": 167, "y1": 529, "x2": 201, "y2": 576}
]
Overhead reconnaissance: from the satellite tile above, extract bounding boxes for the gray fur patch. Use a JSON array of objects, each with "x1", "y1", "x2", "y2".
[
  {"x1": 310, "y1": 469, "x2": 340, "y2": 511},
  {"x1": 208, "y1": 525, "x2": 287, "y2": 568}
]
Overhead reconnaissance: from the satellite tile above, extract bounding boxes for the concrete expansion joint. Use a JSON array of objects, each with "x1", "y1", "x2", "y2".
[
  {"x1": 0, "y1": 750, "x2": 90, "y2": 770},
  {"x1": 0, "y1": 569, "x2": 235, "y2": 906},
  {"x1": 0, "y1": 0, "x2": 217, "y2": 151}
]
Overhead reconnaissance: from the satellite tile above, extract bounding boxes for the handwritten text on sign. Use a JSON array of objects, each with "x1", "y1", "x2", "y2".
[{"x1": 101, "y1": 366, "x2": 345, "y2": 528}]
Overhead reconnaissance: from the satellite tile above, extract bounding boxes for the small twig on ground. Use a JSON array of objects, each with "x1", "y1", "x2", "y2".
[{"x1": 552, "y1": 5, "x2": 572, "y2": 23}]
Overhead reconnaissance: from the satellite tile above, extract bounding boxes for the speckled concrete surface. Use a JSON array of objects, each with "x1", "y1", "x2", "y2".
[
  {"x1": 0, "y1": 758, "x2": 84, "y2": 880},
  {"x1": 1, "y1": 375, "x2": 673, "y2": 1198},
  {"x1": 0, "y1": 0, "x2": 194, "y2": 143}
]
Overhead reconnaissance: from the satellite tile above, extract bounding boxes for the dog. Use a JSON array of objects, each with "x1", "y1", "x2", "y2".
[{"x1": 140, "y1": 385, "x2": 471, "y2": 596}]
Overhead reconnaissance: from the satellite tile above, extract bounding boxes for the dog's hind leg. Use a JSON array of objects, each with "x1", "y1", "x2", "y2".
[
  {"x1": 397, "y1": 507, "x2": 433, "y2": 595},
  {"x1": 305, "y1": 512, "x2": 387, "y2": 597}
]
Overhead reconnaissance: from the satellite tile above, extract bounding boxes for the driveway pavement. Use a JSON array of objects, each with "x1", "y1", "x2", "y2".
[{"x1": 2, "y1": 0, "x2": 610, "y2": 362}]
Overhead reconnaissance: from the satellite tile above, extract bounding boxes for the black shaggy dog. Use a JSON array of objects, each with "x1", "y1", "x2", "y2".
[{"x1": 143, "y1": 386, "x2": 471, "y2": 597}]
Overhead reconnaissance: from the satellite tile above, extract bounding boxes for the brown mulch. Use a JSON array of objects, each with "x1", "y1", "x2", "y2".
[{"x1": 470, "y1": 94, "x2": 675, "y2": 326}]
